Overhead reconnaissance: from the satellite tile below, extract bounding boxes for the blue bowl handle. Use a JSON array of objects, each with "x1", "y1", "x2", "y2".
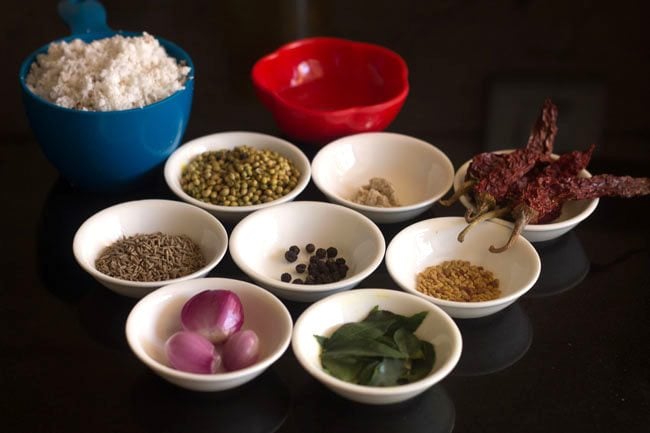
[{"x1": 58, "y1": 0, "x2": 112, "y2": 34}]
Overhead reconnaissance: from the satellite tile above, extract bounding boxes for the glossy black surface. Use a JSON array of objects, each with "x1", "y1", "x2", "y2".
[{"x1": 2, "y1": 2, "x2": 649, "y2": 432}]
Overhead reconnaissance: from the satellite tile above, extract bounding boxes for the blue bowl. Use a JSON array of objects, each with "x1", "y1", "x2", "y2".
[{"x1": 18, "y1": 0, "x2": 194, "y2": 192}]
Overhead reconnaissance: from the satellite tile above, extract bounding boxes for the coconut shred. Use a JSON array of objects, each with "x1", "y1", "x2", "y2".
[{"x1": 25, "y1": 32, "x2": 191, "y2": 111}]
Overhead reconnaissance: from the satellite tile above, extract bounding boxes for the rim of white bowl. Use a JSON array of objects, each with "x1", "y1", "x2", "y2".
[
  {"x1": 125, "y1": 277, "x2": 293, "y2": 382},
  {"x1": 385, "y1": 217, "x2": 542, "y2": 310},
  {"x1": 291, "y1": 288, "x2": 463, "y2": 395},
  {"x1": 311, "y1": 132, "x2": 455, "y2": 214},
  {"x1": 453, "y1": 151, "x2": 600, "y2": 233},
  {"x1": 72, "y1": 199, "x2": 228, "y2": 288},
  {"x1": 163, "y1": 131, "x2": 312, "y2": 215},
  {"x1": 229, "y1": 201, "x2": 386, "y2": 293}
]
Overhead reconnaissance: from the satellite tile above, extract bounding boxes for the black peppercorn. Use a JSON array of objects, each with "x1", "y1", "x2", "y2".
[
  {"x1": 305, "y1": 243, "x2": 315, "y2": 253},
  {"x1": 284, "y1": 250, "x2": 298, "y2": 262},
  {"x1": 296, "y1": 263, "x2": 306, "y2": 273},
  {"x1": 315, "y1": 248, "x2": 327, "y2": 259},
  {"x1": 289, "y1": 245, "x2": 300, "y2": 254},
  {"x1": 280, "y1": 272, "x2": 291, "y2": 282},
  {"x1": 292, "y1": 278, "x2": 304, "y2": 284},
  {"x1": 335, "y1": 257, "x2": 346, "y2": 265},
  {"x1": 326, "y1": 247, "x2": 338, "y2": 258}
]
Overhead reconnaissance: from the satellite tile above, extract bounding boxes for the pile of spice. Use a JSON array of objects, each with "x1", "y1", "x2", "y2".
[
  {"x1": 351, "y1": 177, "x2": 400, "y2": 207},
  {"x1": 416, "y1": 260, "x2": 500, "y2": 302},
  {"x1": 26, "y1": 33, "x2": 190, "y2": 111},
  {"x1": 280, "y1": 243, "x2": 349, "y2": 284},
  {"x1": 180, "y1": 146, "x2": 301, "y2": 206},
  {"x1": 95, "y1": 232, "x2": 205, "y2": 282}
]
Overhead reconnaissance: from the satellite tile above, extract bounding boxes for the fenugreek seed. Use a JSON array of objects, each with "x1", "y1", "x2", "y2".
[{"x1": 416, "y1": 260, "x2": 500, "y2": 302}]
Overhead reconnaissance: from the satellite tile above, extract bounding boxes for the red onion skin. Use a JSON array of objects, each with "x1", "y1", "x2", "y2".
[
  {"x1": 181, "y1": 290, "x2": 244, "y2": 344},
  {"x1": 222, "y1": 330, "x2": 260, "y2": 371},
  {"x1": 165, "y1": 331, "x2": 221, "y2": 374}
]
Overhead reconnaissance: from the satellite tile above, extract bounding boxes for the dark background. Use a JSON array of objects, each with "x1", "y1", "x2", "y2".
[
  {"x1": 4, "y1": 0, "x2": 650, "y2": 162},
  {"x1": 1, "y1": 1, "x2": 649, "y2": 433}
]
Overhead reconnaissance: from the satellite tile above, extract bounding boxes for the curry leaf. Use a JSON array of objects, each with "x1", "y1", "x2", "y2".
[
  {"x1": 356, "y1": 359, "x2": 381, "y2": 385},
  {"x1": 321, "y1": 353, "x2": 371, "y2": 383},
  {"x1": 325, "y1": 338, "x2": 407, "y2": 359},
  {"x1": 376, "y1": 335, "x2": 399, "y2": 351},
  {"x1": 326, "y1": 322, "x2": 386, "y2": 347},
  {"x1": 314, "y1": 335, "x2": 329, "y2": 348},
  {"x1": 365, "y1": 358, "x2": 406, "y2": 387},
  {"x1": 316, "y1": 307, "x2": 436, "y2": 387},
  {"x1": 394, "y1": 327, "x2": 424, "y2": 359},
  {"x1": 364, "y1": 308, "x2": 427, "y2": 337},
  {"x1": 401, "y1": 311, "x2": 427, "y2": 334},
  {"x1": 402, "y1": 340, "x2": 436, "y2": 383}
]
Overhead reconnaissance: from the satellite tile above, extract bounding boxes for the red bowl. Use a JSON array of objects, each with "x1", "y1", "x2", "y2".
[{"x1": 252, "y1": 37, "x2": 409, "y2": 144}]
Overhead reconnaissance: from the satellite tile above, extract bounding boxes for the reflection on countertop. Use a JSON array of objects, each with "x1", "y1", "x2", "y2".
[
  {"x1": 36, "y1": 175, "x2": 176, "y2": 302},
  {"x1": 527, "y1": 232, "x2": 590, "y2": 298},
  {"x1": 131, "y1": 368, "x2": 291, "y2": 433},
  {"x1": 452, "y1": 303, "x2": 533, "y2": 377},
  {"x1": 287, "y1": 380, "x2": 455, "y2": 433}
]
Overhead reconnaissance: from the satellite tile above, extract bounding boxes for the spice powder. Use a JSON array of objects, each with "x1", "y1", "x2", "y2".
[{"x1": 351, "y1": 177, "x2": 400, "y2": 207}]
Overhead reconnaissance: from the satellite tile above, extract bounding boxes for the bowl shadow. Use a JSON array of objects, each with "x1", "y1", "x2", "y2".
[
  {"x1": 286, "y1": 379, "x2": 455, "y2": 433},
  {"x1": 452, "y1": 303, "x2": 533, "y2": 377},
  {"x1": 35, "y1": 176, "x2": 176, "y2": 350},
  {"x1": 131, "y1": 367, "x2": 291, "y2": 433},
  {"x1": 527, "y1": 231, "x2": 590, "y2": 298}
]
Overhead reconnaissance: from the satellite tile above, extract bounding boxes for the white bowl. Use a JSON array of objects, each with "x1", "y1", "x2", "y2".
[
  {"x1": 164, "y1": 131, "x2": 312, "y2": 223},
  {"x1": 385, "y1": 217, "x2": 541, "y2": 319},
  {"x1": 291, "y1": 288, "x2": 462, "y2": 405},
  {"x1": 453, "y1": 152, "x2": 599, "y2": 243},
  {"x1": 73, "y1": 199, "x2": 228, "y2": 298},
  {"x1": 229, "y1": 201, "x2": 385, "y2": 302},
  {"x1": 125, "y1": 277, "x2": 293, "y2": 392},
  {"x1": 311, "y1": 132, "x2": 455, "y2": 224}
]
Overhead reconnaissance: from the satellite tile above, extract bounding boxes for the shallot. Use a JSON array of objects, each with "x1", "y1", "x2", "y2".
[
  {"x1": 222, "y1": 329, "x2": 260, "y2": 371},
  {"x1": 165, "y1": 331, "x2": 222, "y2": 374},
  {"x1": 181, "y1": 290, "x2": 243, "y2": 343}
]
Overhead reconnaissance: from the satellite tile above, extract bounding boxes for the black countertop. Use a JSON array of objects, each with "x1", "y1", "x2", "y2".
[{"x1": 2, "y1": 1, "x2": 649, "y2": 432}]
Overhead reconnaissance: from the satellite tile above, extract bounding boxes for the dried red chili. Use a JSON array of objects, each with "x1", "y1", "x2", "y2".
[
  {"x1": 560, "y1": 175, "x2": 650, "y2": 200},
  {"x1": 457, "y1": 145, "x2": 594, "y2": 244},
  {"x1": 488, "y1": 172, "x2": 650, "y2": 253},
  {"x1": 441, "y1": 97, "x2": 650, "y2": 253},
  {"x1": 441, "y1": 99, "x2": 558, "y2": 214}
]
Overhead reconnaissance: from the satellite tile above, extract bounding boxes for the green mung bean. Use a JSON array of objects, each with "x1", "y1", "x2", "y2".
[{"x1": 180, "y1": 146, "x2": 301, "y2": 206}]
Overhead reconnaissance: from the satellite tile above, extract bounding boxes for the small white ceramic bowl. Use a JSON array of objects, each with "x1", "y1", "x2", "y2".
[
  {"x1": 73, "y1": 199, "x2": 228, "y2": 298},
  {"x1": 453, "y1": 152, "x2": 599, "y2": 243},
  {"x1": 291, "y1": 288, "x2": 462, "y2": 405},
  {"x1": 125, "y1": 277, "x2": 293, "y2": 392},
  {"x1": 311, "y1": 132, "x2": 455, "y2": 224},
  {"x1": 229, "y1": 201, "x2": 385, "y2": 302},
  {"x1": 164, "y1": 131, "x2": 312, "y2": 223},
  {"x1": 385, "y1": 217, "x2": 541, "y2": 319}
]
